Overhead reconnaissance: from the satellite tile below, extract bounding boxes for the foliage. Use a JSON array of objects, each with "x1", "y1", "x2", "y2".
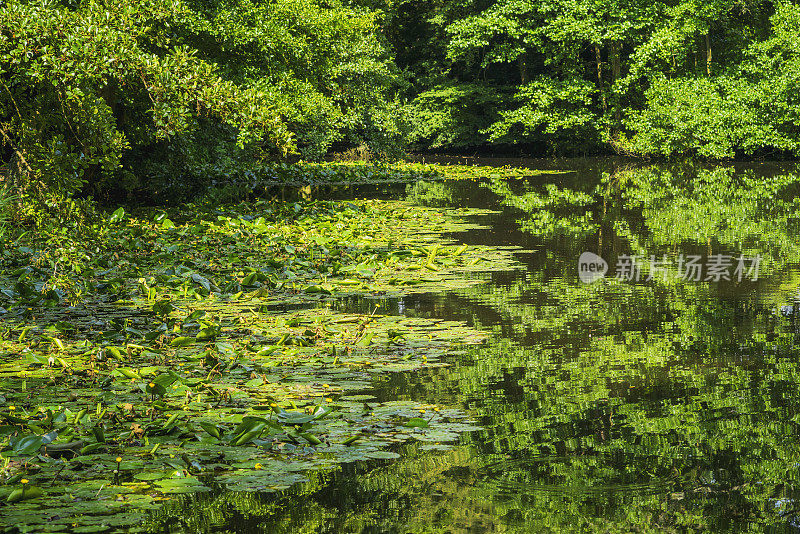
[
  {"x1": 403, "y1": 83, "x2": 507, "y2": 149},
  {"x1": 0, "y1": 186, "x2": 14, "y2": 242},
  {"x1": 387, "y1": 0, "x2": 800, "y2": 157},
  {"x1": 0, "y1": 0, "x2": 402, "y2": 204},
  {"x1": 0, "y1": 1, "x2": 291, "y2": 196},
  {"x1": 0, "y1": 192, "x2": 516, "y2": 530},
  {"x1": 486, "y1": 77, "x2": 604, "y2": 153},
  {"x1": 2, "y1": 0, "x2": 795, "y2": 208}
]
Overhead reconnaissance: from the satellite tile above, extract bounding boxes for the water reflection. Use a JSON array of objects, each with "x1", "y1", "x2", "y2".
[{"x1": 157, "y1": 162, "x2": 800, "y2": 532}]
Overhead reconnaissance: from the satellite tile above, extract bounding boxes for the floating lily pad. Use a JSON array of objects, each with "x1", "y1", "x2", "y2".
[
  {"x1": 155, "y1": 477, "x2": 210, "y2": 494},
  {"x1": 0, "y1": 193, "x2": 507, "y2": 531},
  {"x1": 365, "y1": 450, "x2": 401, "y2": 460}
]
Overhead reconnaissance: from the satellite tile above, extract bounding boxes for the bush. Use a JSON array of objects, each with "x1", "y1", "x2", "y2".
[
  {"x1": 404, "y1": 83, "x2": 506, "y2": 149},
  {"x1": 623, "y1": 74, "x2": 800, "y2": 158}
]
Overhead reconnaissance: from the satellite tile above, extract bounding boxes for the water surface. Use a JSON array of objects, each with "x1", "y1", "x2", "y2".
[{"x1": 163, "y1": 160, "x2": 800, "y2": 532}]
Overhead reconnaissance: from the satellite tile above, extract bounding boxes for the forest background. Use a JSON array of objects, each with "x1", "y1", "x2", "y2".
[{"x1": 0, "y1": 0, "x2": 798, "y2": 209}]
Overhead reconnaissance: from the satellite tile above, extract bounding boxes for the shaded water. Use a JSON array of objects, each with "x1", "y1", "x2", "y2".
[{"x1": 168, "y1": 161, "x2": 800, "y2": 532}]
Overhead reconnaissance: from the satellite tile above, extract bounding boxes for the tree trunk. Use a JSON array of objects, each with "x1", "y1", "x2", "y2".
[
  {"x1": 594, "y1": 46, "x2": 607, "y2": 111},
  {"x1": 610, "y1": 42, "x2": 621, "y2": 124},
  {"x1": 518, "y1": 54, "x2": 529, "y2": 84},
  {"x1": 705, "y1": 32, "x2": 712, "y2": 75}
]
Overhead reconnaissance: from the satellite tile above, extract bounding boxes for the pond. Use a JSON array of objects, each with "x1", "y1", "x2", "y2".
[{"x1": 148, "y1": 159, "x2": 800, "y2": 532}]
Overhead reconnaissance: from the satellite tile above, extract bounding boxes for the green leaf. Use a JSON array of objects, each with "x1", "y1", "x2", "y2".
[
  {"x1": 199, "y1": 421, "x2": 222, "y2": 439},
  {"x1": 171, "y1": 336, "x2": 195, "y2": 348},
  {"x1": 108, "y1": 207, "x2": 125, "y2": 223},
  {"x1": 145, "y1": 382, "x2": 168, "y2": 397},
  {"x1": 116, "y1": 367, "x2": 140, "y2": 380},
  {"x1": 7, "y1": 486, "x2": 43, "y2": 503},
  {"x1": 196, "y1": 327, "x2": 219, "y2": 341},
  {"x1": 11, "y1": 434, "x2": 44, "y2": 455},
  {"x1": 80, "y1": 442, "x2": 106, "y2": 455},
  {"x1": 404, "y1": 417, "x2": 429, "y2": 428},
  {"x1": 276, "y1": 412, "x2": 315, "y2": 425}
]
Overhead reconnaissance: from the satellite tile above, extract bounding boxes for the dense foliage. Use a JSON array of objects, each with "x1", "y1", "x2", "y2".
[
  {"x1": 1, "y1": 0, "x2": 799, "y2": 206},
  {"x1": 393, "y1": 0, "x2": 800, "y2": 157},
  {"x1": 3, "y1": 0, "x2": 800, "y2": 526},
  {"x1": 0, "y1": 0, "x2": 400, "y2": 202}
]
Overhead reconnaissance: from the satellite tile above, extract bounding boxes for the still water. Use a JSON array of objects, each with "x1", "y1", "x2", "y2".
[{"x1": 169, "y1": 160, "x2": 800, "y2": 532}]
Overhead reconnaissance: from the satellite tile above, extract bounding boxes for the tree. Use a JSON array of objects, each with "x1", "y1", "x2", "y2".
[
  {"x1": 0, "y1": 0, "x2": 402, "y2": 203},
  {"x1": 389, "y1": 0, "x2": 799, "y2": 157}
]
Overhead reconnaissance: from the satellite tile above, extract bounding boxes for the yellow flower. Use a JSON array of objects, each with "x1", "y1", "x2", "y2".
[
  {"x1": 148, "y1": 382, "x2": 156, "y2": 388},
  {"x1": 116, "y1": 457, "x2": 122, "y2": 463},
  {"x1": 254, "y1": 463, "x2": 263, "y2": 470},
  {"x1": 270, "y1": 402, "x2": 278, "y2": 407},
  {"x1": 8, "y1": 406, "x2": 15, "y2": 411},
  {"x1": 322, "y1": 384, "x2": 330, "y2": 389},
  {"x1": 433, "y1": 407, "x2": 440, "y2": 412},
  {"x1": 325, "y1": 398, "x2": 332, "y2": 402},
  {"x1": 418, "y1": 409, "x2": 426, "y2": 414},
  {"x1": 20, "y1": 479, "x2": 28, "y2": 484}
]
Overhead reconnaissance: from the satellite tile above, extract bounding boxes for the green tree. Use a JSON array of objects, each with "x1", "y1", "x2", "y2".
[
  {"x1": 0, "y1": 0, "x2": 402, "y2": 205},
  {"x1": 389, "y1": 0, "x2": 799, "y2": 157}
]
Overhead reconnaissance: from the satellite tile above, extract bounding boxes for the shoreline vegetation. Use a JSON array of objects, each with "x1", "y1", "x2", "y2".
[{"x1": 1, "y1": 0, "x2": 799, "y2": 215}]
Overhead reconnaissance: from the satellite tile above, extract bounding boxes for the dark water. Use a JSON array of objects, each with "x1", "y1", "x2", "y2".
[{"x1": 168, "y1": 160, "x2": 800, "y2": 532}]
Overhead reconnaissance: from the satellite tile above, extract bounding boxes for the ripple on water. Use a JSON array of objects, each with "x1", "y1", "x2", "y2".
[{"x1": 475, "y1": 456, "x2": 677, "y2": 498}]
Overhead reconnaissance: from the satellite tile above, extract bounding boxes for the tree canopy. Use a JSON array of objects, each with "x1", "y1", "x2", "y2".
[
  {"x1": 396, "y1": 0, "x2": 800, "y2": 157},
  {"x1": 0, "y1": 0, "x2": 400, "y2": 200},
  {"x1": 1, "y1": 0, "x2": 799, "y2": 203}
]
